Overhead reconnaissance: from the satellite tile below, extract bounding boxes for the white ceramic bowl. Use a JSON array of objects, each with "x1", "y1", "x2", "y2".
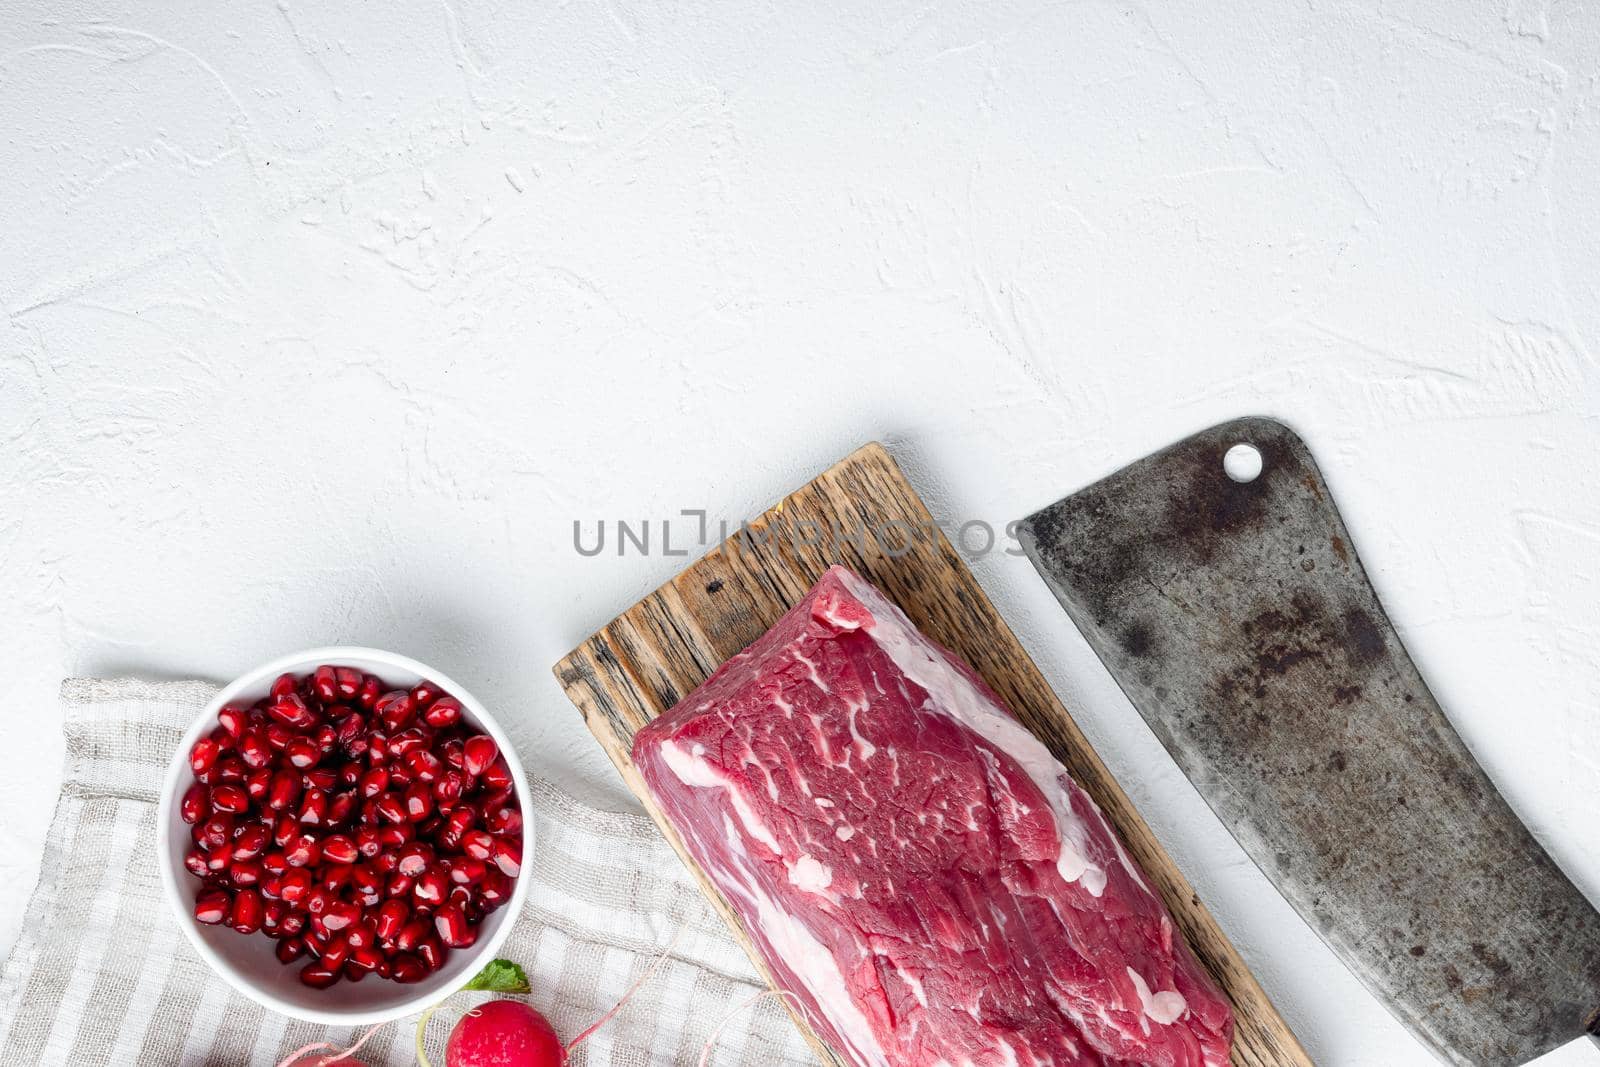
[{"x1": 156, "y1": 647, "x2": 534, "y2": 1025}]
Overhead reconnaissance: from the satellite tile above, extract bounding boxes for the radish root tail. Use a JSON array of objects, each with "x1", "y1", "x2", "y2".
[
  {"x1": 274, "y1": 1021, "x2": 384, "y2": 1067},
  {"x1": 564, "y1": 927, "x2": 685, "y2": 1054},
  {"x1": 698, "y1": 990, "x2": 800, "y2": 1067}
]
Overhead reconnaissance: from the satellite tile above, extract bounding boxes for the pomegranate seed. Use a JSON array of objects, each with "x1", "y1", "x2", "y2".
[
  {"x1": 357, "y1": 675, "x2": 382, "y2": 710},
  {"x1": 416, "y1": 934, "x2": 447, "y2": 971},
  {"x1": 304, "y1": 768, "x2": 338, "y2": 792},
  {"x1": 267, "y1": 772, "x2": 301, "y2": 812},
  {"x1": 440, "y1": 807, "x2": 476, "y2": 849},
  {"x1": 319, "y1": 834, "x2": 357, "y2": 865},
  {"x1": 344, "y1": 919, "x2": 376, "y2": 950},
  {"x1": 352, "y1": 863, "x2": 384, "y2": 896},
  {"x1": 335, "y1": 712, "x2": 365, "y2": 744},
  {"x1": 217, "y1": 705, "x2": 248, "y2": 737},
  {"x1": 396, "y1": 843, "x2": 432, "y2": 876},
  {"x1": 406, "y1": 749, "x2": 443, "y2": 785},
  {"x1": 273, "y1": 813, "x2": 298, "y2": 847},
  {"x1": 388, "y1": 765, "x2": 414, "y2": 790},
  {"x1": 240, "y1": 729, "x2": 272, "y2": 771},
  {"x1": 396, "y1": 918, "x2": 430, "y2": 952},
  {"x1": 433, "y1": 769, "x2": 464, "y2": 806},
  {"x1": 194, "y1": 889, "x2": 231, "y2": 924},
  {"x1": 359, "y1": 768, "x2": 389, "y2": 799},
  {"x1": 284, "y1": 835, "x2": 321, "y2": 867},
  {"x1": 270, "y1": 672, "x2": 298, "y2": 700},
  {"x1": 269, "y1": 693, "x2": 315, "y2": 730},
  {"x1": 232, "y1": 823, "x2": 269, "y2": 861},
  {"x1": 314, "y1": 723, "x2": 338, "y2": 756},
  {"x1": 422, "y1": 697, "x2": 463, "y2": 728},
  {"x1": 459, "y1": 830, "x2": 493, "y2": 861},
  {"x1": 389, "y1": 728, "x2": 431, "y2": 758},
  {"x1": 298, "y1": 789, "x2": 327, "y2": 825},
  {"x1": 376, "y1": 691, "x2": 415, "y2": 731},
  {"x1": 184, "y1": 848, "x2": 209, "y2": 878},
  {"x1": 375, "y1": 793, "x2": 407, "y2": 824},
  {"x1": 462, "y1": 736, "x2": 498, "y2": 778},
  {"x1": 375, "y1": 899, "x2": 410, "y2": 941},
  {"x1": 413, "y1": 866, "x2": 448, "y2": 905},
  {"x1": 403, "y1": 784, "x2": 433, "y2": 822},
  {"x1": 306, "y1": 887, "x2": 336, "y2": 919},
  {"x1": 334, "y1": 666, "x2": 362, "y2": 699},
  {"x1": 210, "y1": 784, "x2": 249, "y2": 814},
  {"x1": 356, "y1": 828, "x2": 383, "y2": 858},
  {"x1": 299, "y1": 962, "x2": 339, "y2": 988},
  {"x1": 390, "y1": 953, "x2": 427, "y2": 983},
  {"x1": 265, "y1": 723, "x2": 293, "y2": 751},
  {"x1": 198, "y1": 814, "x2": 234, "y2": 850},
  {"x1": 311, "y1": 665, "x2": 338, "y2": 703},
  {"x1": 262, "y1": 898, "x2": 287, "y2": 933},
  {"x1": 366, "y1": 733, "x2": 388, "y2": 765},
  {"x1": 327, "y1": 791, "x2": 357, "y2": 825},
  {"x1": 441, "y1": 738, "x2": 465, "y2": 771},
  {"x1": 321, "y1": 900, "x2": 359, "y2": 932},
  {"x1": 411, "y1": 681, "x2": 441, "y2": 707},
  {"x1": 449, "y1": 858, "x2": 486, "y2": 885},
  {"x1": 189, "y1": 738, "x2": 220, "y2": 774},
  {"x1": 229, "y1": 890, "x2": 265, "y2": 934},
  {"x1": 347, "y1": 945, "x2": 383, "y2": 973},
  {"x1": 434, "y1": 904, "x2": 474, "y2": 948},
  {"x1": 230, "y1": 861, "x2": 263, "y2": 887},
  {"x1": 263, "y1": 850, "x2": 289, "y2": 874},
  {"x1": 320, "y1": 934, "x2": 350, "y2": 970},
  {"x1": 478, "y1": 868, "x2": 512, "y2": 909},
  {"x1": 276, "y1": 937, "x2": 307, "y2": 963},
  {"x1": 238, "y1": 731, "x2": 271, "y2": 769},
  {"x1": 280, "y1": 910, "x2": 307, "y2": 937},
  {"x1": 246, "y1": 768, "x2": 273, "y2": 802},
  {"x1": 481, "y1": 757, "x2": 513, "y2": 794},
  {"x1": 491, "y1": 837, "x2": 521, "y2": 878},
  {"x1": 206, "y1": 842, "x2": 233, "y2": 871},
  {"x1": 286, "y1": 736, "x2": 319, "y2": 769},
  {"x1": 386, "y1": 872, "x2": 414, "y2": 898},
  {"x1": 484, "y1": 804, "x2": 521, "y2": 836},
  {"x1": 214, "y1": 756, "x2": 246, "y2": 783},
  {"x1": 179, "y1": 784, "x2": 209, "y2": 824}
]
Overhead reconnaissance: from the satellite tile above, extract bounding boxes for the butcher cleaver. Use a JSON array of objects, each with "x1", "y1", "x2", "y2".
[{"x1": 1017, "y1": 416, "x2": 1600, "y2": 1067}]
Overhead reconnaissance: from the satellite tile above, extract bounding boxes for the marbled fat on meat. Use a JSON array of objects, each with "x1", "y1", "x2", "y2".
[{"x1": 633, "y1": 566, "x2": 1234, "y2": 1067}]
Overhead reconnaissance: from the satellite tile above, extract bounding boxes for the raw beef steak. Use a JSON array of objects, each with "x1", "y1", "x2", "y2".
[{"x1": 633, "y1": 565, "x2": 1233, "y2": 1067}]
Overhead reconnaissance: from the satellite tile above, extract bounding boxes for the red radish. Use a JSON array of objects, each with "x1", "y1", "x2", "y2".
[{"x1": 444, "y1": 1000, "x2": 562, "y2": 1067}]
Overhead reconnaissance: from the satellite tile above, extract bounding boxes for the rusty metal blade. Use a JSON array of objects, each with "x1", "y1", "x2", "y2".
[{"x1": 1018, "y1": 416, "x2": 1600, "y2": 1067}]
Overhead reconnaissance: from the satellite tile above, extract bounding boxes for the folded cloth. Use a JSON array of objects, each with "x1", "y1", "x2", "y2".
[{"x1": 0, "y1": 679, "x2": 817, "y2": 1066}]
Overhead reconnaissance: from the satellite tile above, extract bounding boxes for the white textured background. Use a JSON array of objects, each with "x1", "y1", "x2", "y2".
[{"x1": 4, "y1": 1, "x2": 1599, "y2": 1063}]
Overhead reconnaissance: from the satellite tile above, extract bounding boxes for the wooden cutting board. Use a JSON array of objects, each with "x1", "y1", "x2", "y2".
[{"x1": 552, "y1": 442, "x2": 1310, "y2": 1067}]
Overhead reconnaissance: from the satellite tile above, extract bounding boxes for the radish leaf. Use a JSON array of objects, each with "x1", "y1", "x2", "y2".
[{"x1": 464, "y1": 958, "x2": 531, "y2": 993}]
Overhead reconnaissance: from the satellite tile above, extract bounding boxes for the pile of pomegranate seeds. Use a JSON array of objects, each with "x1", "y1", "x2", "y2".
[{"x1": 180, "y1": 666, "x2": 522, "y2": 988}]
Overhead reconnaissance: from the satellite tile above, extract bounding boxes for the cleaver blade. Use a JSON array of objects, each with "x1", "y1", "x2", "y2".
[{"x1": 1017, "y1": 416, "x2": 1600, "y2": 1067}]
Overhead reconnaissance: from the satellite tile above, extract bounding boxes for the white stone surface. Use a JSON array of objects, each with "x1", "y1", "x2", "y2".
[{"x1": 3, "y1": 1, "x2": 1598, "y2": 1063}]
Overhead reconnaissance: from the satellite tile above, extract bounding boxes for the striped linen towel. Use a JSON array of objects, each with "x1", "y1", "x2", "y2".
[{"x1": 0, "y1": 679, "x2": 817, "y2": 1066}]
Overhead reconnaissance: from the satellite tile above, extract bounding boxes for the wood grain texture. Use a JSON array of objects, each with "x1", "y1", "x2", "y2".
[{"x1": 552, "y1": 442, "x2": 1311, "y2": 1067}]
